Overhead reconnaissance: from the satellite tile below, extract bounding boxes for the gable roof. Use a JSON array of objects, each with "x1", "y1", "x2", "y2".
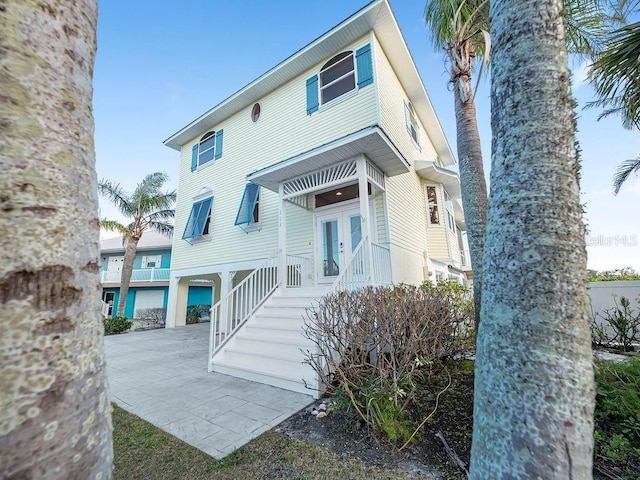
[{"x1": 163, "y1": 0, "x2": 455, "y2": 166}]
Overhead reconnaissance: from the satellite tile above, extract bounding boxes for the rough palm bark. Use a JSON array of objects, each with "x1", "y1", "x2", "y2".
[
  {"x1": 0, "y1": 0, "x2": 113, "y2": 478},
  {"x1": 469, "y1": 0, "x2": 595, "y2": 477},
  {"x1": 117, "y1": 237, "x2": 140, "y2": 317},
  {"x1": 453, "y1": 75, "x2": 487, "y2": 329}
]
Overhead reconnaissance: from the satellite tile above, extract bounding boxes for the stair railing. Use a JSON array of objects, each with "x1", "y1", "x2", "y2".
[
  {"x1": 331, "y1": 238, "x2": 370, "y2": 292},
  {"x1": 209, "y1": 252, "x2": 280, "y2": 363}
]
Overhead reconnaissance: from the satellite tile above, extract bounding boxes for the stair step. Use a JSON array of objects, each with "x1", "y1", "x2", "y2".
[
  {"x1": 234, "y1": 336, "x2": 314, "y2": 357},
  {"x1": 212, "y1": 362, "x2": 316, "y2": 396},
  {"x1": 259, "y1": 305, "x2": 309, "y2": 319}
]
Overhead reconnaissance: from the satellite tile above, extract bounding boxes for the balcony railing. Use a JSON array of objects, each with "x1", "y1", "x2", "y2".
[{"x1": 100, "y1": 268, "x2": 170, "y2": 283}]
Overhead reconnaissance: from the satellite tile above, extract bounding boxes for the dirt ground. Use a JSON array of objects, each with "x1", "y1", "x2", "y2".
[{"x1": 274, "y1": 367, "x2": 475, "y2": 479}]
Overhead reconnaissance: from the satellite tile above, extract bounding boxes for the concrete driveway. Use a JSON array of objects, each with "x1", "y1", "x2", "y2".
[{"x1": 104, "y1": 322, "x2": 312, "y2": 459}]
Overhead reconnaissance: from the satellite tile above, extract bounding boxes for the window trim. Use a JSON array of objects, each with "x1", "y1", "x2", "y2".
[
  {"x1": 319, "y1": 51, "x2": 356, "y2": 106},
  {"x1": 182, "y1": 191, "x2": 214, "y2": 243},
  {"x1": 425, "y1": 185, "x2": 440, "y2": 226},
  {"x1": 234, "y1": 183, "x2": 261, "y2": 233},
  {"x1": 444, "y1": 190, "x2": 456, "y2": 233},
  {"x1": 404, "y1": 101, "x2": 421, "y2": 149},
  {"x1": 198, "y1": 131, "x2": 216, "y2": 167},
  {"x1": 141, "y1": 255, "x2": 162, "y2": 269}
]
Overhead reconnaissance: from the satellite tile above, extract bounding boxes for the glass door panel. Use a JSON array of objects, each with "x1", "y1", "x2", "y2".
[{"x1": 321, "y1": 219, "x2": 340, "y2": 277}]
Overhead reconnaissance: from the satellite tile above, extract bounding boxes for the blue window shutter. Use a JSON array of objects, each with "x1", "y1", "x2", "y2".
[
  {"x1": 356, "y1": 44, "x2": 373, "y2": 88},
  {"x1": 235, "y1": 184, "x2": 260, "y2": 225},
  {"x1": 182, "y1": 197, "x2": 213, "y2": 239},
  {"x1": 191, "y1": 144, "x2": 198, "y2": 171},
  {"x1": 214, "y1": 130, "x2": 223, "y2": 159},
  {"x1": 306, "y1": 75, "x2": 319, "y2": 114}
]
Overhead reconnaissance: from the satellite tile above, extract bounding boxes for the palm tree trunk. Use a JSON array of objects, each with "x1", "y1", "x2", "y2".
[
  {"x1": 453, "y1": 78, "x2": 487, "y2": 328},
  {"x1": 0, "y1": 0, "x2": 112, "y2": 478},
  {"x1": 469, "y1": 0, "x2": 595, "y2": 477},
  {"x1": 116, "y1": 237, "x2": 140, "y2": 317}
]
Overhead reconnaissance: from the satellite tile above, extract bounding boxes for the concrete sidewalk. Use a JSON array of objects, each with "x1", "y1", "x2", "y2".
[{"x1": 104, "y1": 322, "x2": 313, "y2": 459}]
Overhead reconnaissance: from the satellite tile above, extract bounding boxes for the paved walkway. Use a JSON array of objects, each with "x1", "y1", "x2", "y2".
[{"x1": 104, "y1": 323, "x2": 313, "y2": 459}]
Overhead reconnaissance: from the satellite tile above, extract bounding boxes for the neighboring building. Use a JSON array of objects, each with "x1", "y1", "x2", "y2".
[
  {"x1": 100, "y1": 231, "x2": 213, "y2": 319},
  {"x1": 163, "y1": 0, "x2": 470, "y2": 396}
]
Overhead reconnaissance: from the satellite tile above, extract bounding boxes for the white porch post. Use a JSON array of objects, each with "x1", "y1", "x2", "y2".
[
  {"x1": 356, "y1": 155, "x2": 374, "y2": 281},
  {"x1": 165, "y1": 275, "x2": 179, "y2": 328},
  {"x1": 278, "y1": 183, "x2": 287, "y2": 287},
  {"x1": 218, "y1": 270, "x2": 237, "y2": 334}
]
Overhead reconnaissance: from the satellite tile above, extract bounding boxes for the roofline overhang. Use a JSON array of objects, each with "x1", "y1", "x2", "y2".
[
  {"x1": 246, "y1": 126, "x2": 409, "y2": 192},
  {"x1": 162, "y1": 0, "x2": 455, "y2": 166}
]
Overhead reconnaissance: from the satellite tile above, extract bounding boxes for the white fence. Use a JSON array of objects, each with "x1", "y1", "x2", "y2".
[{"x1": 588, "y1": 280, "x2": 640, "y2": 316}]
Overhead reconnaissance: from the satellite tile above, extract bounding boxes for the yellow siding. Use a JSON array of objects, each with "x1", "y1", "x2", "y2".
[
  {"x1": 373, "y1": 35, "x2": 439, "y2": 165},
  {"x1": 171, "y1": 36, "x2": 377, "y2": 270}
]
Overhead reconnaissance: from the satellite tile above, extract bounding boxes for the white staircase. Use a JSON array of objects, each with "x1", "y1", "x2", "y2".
[{"x1": 210, "y1": 286, "x2": 329, "y2": 397}]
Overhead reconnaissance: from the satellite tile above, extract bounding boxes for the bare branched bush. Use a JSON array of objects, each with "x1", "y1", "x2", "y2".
[
  {"x1": 135, "y1": 308, "x2": 166, "y2": 329},
  {"x1": 303, "y1": 282, "x2": 474, "y2": 443}
]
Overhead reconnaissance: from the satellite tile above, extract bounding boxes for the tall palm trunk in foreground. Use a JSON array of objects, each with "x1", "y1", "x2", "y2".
[
  {"x1": 0, "y1": 1, "x2": 113, "y2": 478},
  {"x1": 469, "y1": 0, "x2": 595, "y2": 477}
]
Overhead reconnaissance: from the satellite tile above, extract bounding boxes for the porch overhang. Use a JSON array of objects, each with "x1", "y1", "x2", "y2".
[
  {"x1": 415, "y1": 161, "x2": 466, "y2": 230},
  {"x1": 246, "y1": 126, "x2": 409, "y2": 192}
]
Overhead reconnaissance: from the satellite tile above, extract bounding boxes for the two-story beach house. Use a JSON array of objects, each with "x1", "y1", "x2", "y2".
[
  {"x1": 100, "y1": 231, "x2": 213, "y2": 319},
  {"x1": 163, "y1": 0, "x2": 470, "y2": 396}
]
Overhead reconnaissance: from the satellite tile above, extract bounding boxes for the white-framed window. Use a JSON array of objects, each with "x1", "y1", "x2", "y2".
[
  {"x1": 191, "y1": 130, "x2": 223, "y2": 171},
  {"x1": 425, "y1": 185, "x2": 440, "y2": 225},
  {"x1": 320, "y1": 51, "x2": 356, "y2": 105},
  {"x1": 444, "y1": 190, "x2": 456, "y2": 233},
  {"x1": 234, "y1": 183, "x2": 261, "y2": 233},
  {"x1": 141, "y1": 255, "x2": 162, "y2": 269},
  {"x1": 404, "y1": 101, "x2": 420, "y2": 147},
  {"x1": 183, "y1": 190, "x2": 214, "y2": 242}
]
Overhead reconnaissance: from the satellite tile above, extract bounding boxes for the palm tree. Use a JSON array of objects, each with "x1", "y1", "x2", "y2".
[
  {"x1": 424, "y1": 0, "x2": 624, "y2": 327},
  {"x1": 99, "y1": 172, "x2": 176, "y2": 317},
  {"x1": 1, "y1": 0, "x2": 113, "y2": 477},
  {"x1": 613, "y1": 152, "x2": 640, "y2": 193},
  {"x1": 588, "y1": 20, "x2": 640, "y2": 129},
  {"x1": 469, "y1": 0, "x2": 595, "y2": 476}
]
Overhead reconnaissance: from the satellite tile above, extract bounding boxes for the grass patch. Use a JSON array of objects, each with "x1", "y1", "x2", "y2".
[{"x1": 112, "y1": 404, "x2": 417, "y2": 480}]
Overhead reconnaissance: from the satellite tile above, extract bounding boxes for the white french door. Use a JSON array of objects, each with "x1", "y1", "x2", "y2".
[{"x1": 315, "y1": 207, "x2": 363, "y2": 284}]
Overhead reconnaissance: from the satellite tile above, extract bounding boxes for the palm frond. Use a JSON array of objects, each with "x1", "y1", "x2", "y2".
[
  {"x1": 100, "y1": 219, "x2": 132, "y2": 238},
  {"x1": 613, "y1": 153, "x2": 640, "y2": 194},
  {"x1": 98, "y1": 179, "x2": 135, "y2": 217},
  {"x1": 588, "y1": 21, "x2": 640, "y2": 129},
  {"x1": 148, "y1": 222, "x2": 174, "y2": 238}
]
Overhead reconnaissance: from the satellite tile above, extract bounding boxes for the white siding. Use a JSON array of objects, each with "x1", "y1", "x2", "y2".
[{"x1": 171, "y1": 36, "x2": 377, "y2": 271}]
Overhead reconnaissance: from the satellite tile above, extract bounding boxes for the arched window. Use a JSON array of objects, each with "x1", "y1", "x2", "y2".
[
  {"x1": 198, "y1": 131, "x2": 216, "y2": 165},
  {"x1": 320, "y1": 51, "x2": 355, "y2": 104}
]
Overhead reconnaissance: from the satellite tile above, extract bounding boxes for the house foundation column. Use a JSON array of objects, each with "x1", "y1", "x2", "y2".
[{"x1": 166, "y1": 275, "x2": 188, "y2": 328}]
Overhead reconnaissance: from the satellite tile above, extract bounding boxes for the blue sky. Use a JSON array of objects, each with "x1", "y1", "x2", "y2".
[{"x1": 94, "y1": 0, "x2": 640, "y2": 271}]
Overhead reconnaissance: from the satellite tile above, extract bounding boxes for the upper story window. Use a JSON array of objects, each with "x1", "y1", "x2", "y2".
[
  {"x1": 141, "y1": 255, "x2": 161, "y2": 269},
  {"x1": 320, "y1": 52, "x2": 356, "y2": 104},
  {"x1": 425, "y1": 186, "x2": 440, "y2": 225},
  {"x1": 235, "y1": 183, "x2": 261, "y2": 233},
  {"x1": 183, "y1": 190, "x2": 214, "y2": 242},
  {"x1": 306, "y1": 44, "x2": 373, "y2": 115},
  {"x1": 191, "y1": 130, "x2": 224, "y2": 171},
  {"x1": 405, "y1": 101, "x2": 420, "y2": 147},
  {"x1": 444, "y1": 190, "x2": 456, "y2": 233}
]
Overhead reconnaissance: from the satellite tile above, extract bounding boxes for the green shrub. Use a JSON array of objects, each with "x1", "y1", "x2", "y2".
[
  {"x1": 104, "y1": 316, "x2": 133, "y2": 335},
  {"x1": 186, "y1": 304, "x2": 209, "y2": 324},
  {"x1": 594, "y1": 358, "x2": 640, "y2": 475},
  {"x1": 591, "y1": 296, "x2": 640, "y2": 352}
]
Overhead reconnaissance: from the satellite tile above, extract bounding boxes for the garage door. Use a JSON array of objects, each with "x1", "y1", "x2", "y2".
[{"x1": 133, "y1": 290, "x2": 165, "y2": 317}]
